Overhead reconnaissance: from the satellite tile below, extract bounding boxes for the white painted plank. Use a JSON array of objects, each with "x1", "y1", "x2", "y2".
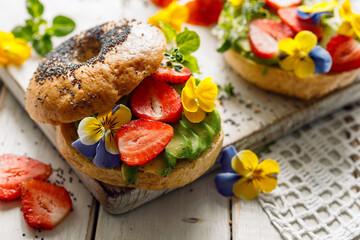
[
  {"x1": 95, "y1": 172, "x2": 231, "y2": 240},
  {"x1": 0, "y1": 86, "x2": 95, "y2": 239}
]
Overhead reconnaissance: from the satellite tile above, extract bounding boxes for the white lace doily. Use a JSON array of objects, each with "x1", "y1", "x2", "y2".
[{"x1": 257, "y1": 102, "x2": 360, "y2": 240}]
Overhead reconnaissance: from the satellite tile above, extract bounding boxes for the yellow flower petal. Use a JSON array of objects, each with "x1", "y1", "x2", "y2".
[
  {"x1": 0, "y1": 31, "x2": 15, "y2": 42},
  {"x1": 278, "y1": 38, "x2": 297, "y2": 55},
  {"x1": 294, "y1": 56, "x2": 315, "y2": 78},
  {"x1": 256, "y1": 159, "x2": 280, "y2": 175},
  {"x1": 148, "y1": 2, "x2": 189, "y2": 32},
  {"x1": 196, "y1": 77, "x2": 217, "y2": 101},
  {"x1": 298, "y1": 1, "x2": 338, "y2": 13},
  {"x1": 98, "y1": 104, "x2": 132, "y2": 132},
  {"x1": 184, "y1": 108, "x2": 206, "y2": 123},
  {"x1": 78, "y1": 117, "x2": 104, "y2": 145},
  {"x1": 232, "y1": 150, "x2": 258, "y2": 176},
  {"x1": 229, "y1": 0, "x2": 243, "y2": 7},
  {"x1": 253, "y1": 176, "x2": 278, "y2": 193},
  {"x1": 104, "y1": 131, "x2": 119, "y2": 154},
  {"x1": 3, "y1": 39, "x2": 31, "y2": 66},
  {"x1": 339, "y1": 0, "x2": 352, "y2": 20},
  {"x1": 294, "y1": 31, "x2": 317, "y2": 54},
  {"x1": 233, "y1": 177, "x2": 259, "y2": 200},
  {"x1": 182, "y1": 76, "x2": 198, "y2": 112},
  {"x1": 279, "y1": 55, "x2": 299, "y2": 71},
  {"x1": 352, "y1": 13, "x2": 360, "y2": 38},
  {"x1": 0, "y1": 49, "x2": 9, "y2": 66},
  {"x1": 197, "y1": 98, "x2": 216, "y2": 112},
  {"x1": 338, "y1": 20, "x2": 355, "y2": 37}
]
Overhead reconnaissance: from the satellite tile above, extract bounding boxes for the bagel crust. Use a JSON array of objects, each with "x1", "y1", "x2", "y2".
[
  {"x1": 56, "y1": 122, "x2": 224, "y2": 190},
  {"x1": 224, "y1": 49, "x2": 360, "y2": 100},
  {"x1": 26, "y1": 20, "x2": 166, "y2": 124}
]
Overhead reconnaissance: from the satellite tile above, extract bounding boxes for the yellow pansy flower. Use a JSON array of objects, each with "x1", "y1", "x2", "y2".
[
  {"x1": 231, "y1": 150, "x2": 279, "y2": 200},
  {"x1": 298, "y1": 1, "x2": 338, "y2": 13},
  {"x1": 229, "y1": 0, "x2": 243, "y2": 7},
  {"x1": 338, "y1": 0, "x2": 360, "y2": 38},
  {"x1": 0, "y1": 31, "x2": 31, "y2": 67},
  {"x1": 181, "y1": 76, "x2": 217, "y2": 123},
  {"x1": 148, "y1": 2, "x2": 189, "y2": 32},
  {"x1": 278, "y1": 31, "x2": 317, "y2": 78}
]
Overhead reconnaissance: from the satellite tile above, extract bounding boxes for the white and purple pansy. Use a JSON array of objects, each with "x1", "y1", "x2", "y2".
[
  {"x1": 72, "y1": 104, "x2": 132, "y2": 168},
  {"x1": 297, "y1": 1, "x2": 338, "y2": 25}
]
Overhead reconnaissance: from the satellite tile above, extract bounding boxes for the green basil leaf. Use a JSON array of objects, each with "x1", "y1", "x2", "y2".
[
  {"x1": 12, "y1": 26, "x2": 34, "y2": 41},
  {"x1": 159, "y1": 21, "x2": 177, "y2": 43},
  {"x1": 26, "y1": 0, "x2": 44, "y2": 18},
  {"x1": 183, "y1": 54, "x2": 200, "y2": 74},
  {"x1": 176, "y1": 30, "x2": 200, "y2": 54},
  {"x1": 47, "y1": 15, "x2": 76, "y2": 37},
  {"x1": 33, "y1": 34, "x2": 53, "y2": 56}
]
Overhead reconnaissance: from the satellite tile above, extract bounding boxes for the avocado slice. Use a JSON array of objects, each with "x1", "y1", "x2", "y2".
[
  {"x1": 182, "y1": 117, "x2": 215, "y2": 150},
  {"x1": 203, "y1": 109, "x2": 221, "y2": 136},
  {"x1": 121, "y1": 163, "x2": 138, "y2": 186},
  {"x1": 175, "y1": 120, "x2": 203, "y2": 159},
  {"x1": 165, "y1": 129, "x2": 192, "y2": 159},
  {"x1": 139, "y1": 151, "x2": 176, "y2": 177}
]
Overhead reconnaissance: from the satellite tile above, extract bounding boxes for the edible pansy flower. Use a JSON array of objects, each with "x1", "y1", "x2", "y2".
[
  {"x1": 298, "y1": 1, "x2": 338, "y2": 25},
  {"x1": 148, "y1": 2, "x2": 189, "y2": 32},
  {"x1": 0, "y1": 31, "x2": 31, "y2": 67},
  {"x1": 278, "y1": 30, "x2": 332, "y2": 78},
  {"x1": 215, "y1": 146, "x2": 279, "y2": 200},
  {"x1": 229, "y1": 0, "x2": 243, "y2": 7},
  {"x1": 181, "y1": 76, "x2": 217, "y2": 123},
  {"x1": 72, "y1": 105, "x2": 131, "y2": 168},
  {"x1": 338, "y1": 0, "x2": 360, "y2": 38}
]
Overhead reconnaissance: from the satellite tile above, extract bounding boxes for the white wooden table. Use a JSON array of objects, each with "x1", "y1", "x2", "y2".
[{"x1": 2, "y1": 0, "x2": 359, "y2": 239}]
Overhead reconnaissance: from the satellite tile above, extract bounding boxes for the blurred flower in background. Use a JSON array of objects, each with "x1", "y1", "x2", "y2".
[{"x1": 0, "y1": 31, "x2": 31, "y2": 67}]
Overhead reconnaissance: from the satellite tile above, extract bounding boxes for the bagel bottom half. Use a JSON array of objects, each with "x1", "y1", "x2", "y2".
[
  {"x1": 224, "y1": 49, "x2": 360, "y2": 100},
  {"x1": 56, "y1": 123, "x2": 224, "y2": 190}
]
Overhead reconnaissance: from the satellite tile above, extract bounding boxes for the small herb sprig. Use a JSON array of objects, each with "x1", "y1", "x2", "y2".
[
  {"x1": 218, "y1": 83, "x2": 235, "y2": 99},
  {"x1": 159, "y1": 22, "x2": 200, "y2": 73},
  {"x1": 12, "y1": 0, "x2": 76, "y2": 56}
]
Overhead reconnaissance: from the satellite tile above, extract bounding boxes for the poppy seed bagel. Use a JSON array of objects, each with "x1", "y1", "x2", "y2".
[{"x1": 26, "y1": 19, "x2": 166, "y2": 125}]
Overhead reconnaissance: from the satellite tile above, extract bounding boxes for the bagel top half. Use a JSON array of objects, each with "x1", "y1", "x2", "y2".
[{"x1": 26, "y1": 20, "x2": 166, "y2": 125}]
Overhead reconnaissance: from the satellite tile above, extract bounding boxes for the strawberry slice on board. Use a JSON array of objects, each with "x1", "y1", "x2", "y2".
[
  {"x1": 150, "y1": 0, "x2": 172, "y2": 8},
  {"x1": 21, "y1": 179, "x2": 72, "y2": 230},
  {"x1": 130, "y1": 77, "x2": 183, "y2": 123},
  {"x1": 151, "y1": 60, "x2": 192, "y2": 84},
  {"x1": 0, "y1": 154, "x2": 52, "y2": 200},
  {"x1": 326, "y1": 34, "x2": 360, "y2": 72},
  {"x1": 278, "y1": 7, "x2": 323, "y2": 40},
  {"x1": 249, "y1": 19, "x2": 294, "y2": 59},
  {"x1": 116, "y1": 119, "x2": 174, "y2": 166},
  {"x1": 265, "y1": 0, "x2": 301, "y2": 10}
]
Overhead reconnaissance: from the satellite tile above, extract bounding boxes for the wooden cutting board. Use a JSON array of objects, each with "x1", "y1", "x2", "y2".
[{"x1": 1, "y1": 0, "x2": 360, "y2": 214}]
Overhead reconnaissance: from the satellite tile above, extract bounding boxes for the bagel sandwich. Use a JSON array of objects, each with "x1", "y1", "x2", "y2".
[
  {"x1": 215, "y1": 0, "x2": 360, "y2": 100},
  {"x1": 25, "y1": 19, "x2": 223, "y2": 190}
]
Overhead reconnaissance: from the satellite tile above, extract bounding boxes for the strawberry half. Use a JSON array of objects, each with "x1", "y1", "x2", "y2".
[
  {"x1": 249, "y1": 19, "x2": 294, "y2": 59},
  {"x1": 116, "y1": 119, "x2": 174, "y2": 166},
  {"x1": 186, "y1": 0, "x2": 224, "y2": 26},
  {"x1": 278, "y1": 7, "x2": 323, "y2": 40},
  {"x1": 326, "y1": 34, "x2": 360, "y2": 72},
  {"x1": 21, "y1": 179, "x2": 72, "y2": 230},
  {"x1": 150, "y1": 0, "x2": 172, "y2": 8},
  {"x1": 0, "y1": 154, "x2": 52, "y2": 200},
  {"x1": 130, "y1": 77, "x2": 183, "y2": 123},
  {"x1": 265, "y1": 0, "x2": 301, "y2": 10},
  {"x1": 151, "y1": 59, "x2": 192, "y2": 84}
]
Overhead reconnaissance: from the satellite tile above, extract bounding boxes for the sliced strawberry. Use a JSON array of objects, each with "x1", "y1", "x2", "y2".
[
  {"x1": 249, "y1": 19, "x2": 294, "y2": 59},
  {"x1": 150, "y1": 0, "x2": 172, "y2": 8},
  {"x1": 116, "y1": 119, "x2": 174, "y2": 166},
  {"x1": 21, "y1": 179, "x2": 72, "y2": 230},
  {"x1": 265, "y1": 0, "x2": 301, "y2": 10},
  {"x1": 130, "y1": 77, "x2": 182, "y2": 123},
  {"x1": 326, "y1": 34, "x2": 360, "y2": 72},
  {"x1": 151, "y1": 59, "x2": 192, "y2": 84},
  {"x1": 278, "y1": 7, "x2": 323, "y2": 40},
  {"x1": 0, "y1": 154, "x2": 52, "y2": 200}
]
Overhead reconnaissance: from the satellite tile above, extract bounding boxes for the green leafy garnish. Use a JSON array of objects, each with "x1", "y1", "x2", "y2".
[
  {"x1": 12, "y1": 0, "x2": 76, "y2": 56},
  {"x1": 159, "y1": 23, "x2": 201, "y2": 74},
  {"x1": 218, "y1": 83, "x2": 235, "y2": 99}
]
